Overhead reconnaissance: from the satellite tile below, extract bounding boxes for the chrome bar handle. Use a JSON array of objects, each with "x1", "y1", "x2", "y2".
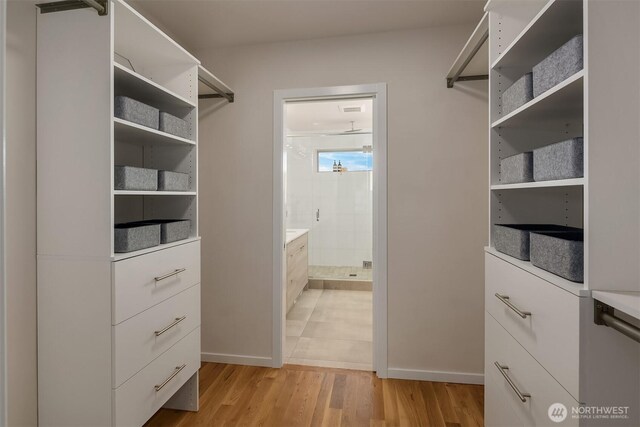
[
  {"x1": 495, "y1": 294, "x2": 531, "y2": 318},
  {"x1": 154, "y1": 316, "x2": 187, "y2": 337},
  {"x1": 154, "y1": 268, "x2": 186, "y2": 282},
  {"x1": 494, "y1": 362, "x2": 531, "y2": 403},
  {"x1": 154, "y1": 364, "x2": 186, "y2": 392}
]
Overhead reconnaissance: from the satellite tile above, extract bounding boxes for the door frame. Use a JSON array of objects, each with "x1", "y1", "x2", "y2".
[{"x1": 272, "y1": 83, "x2": 388, "y2": 377}]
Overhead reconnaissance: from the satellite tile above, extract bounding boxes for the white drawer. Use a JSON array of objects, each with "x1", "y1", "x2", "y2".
[
  {"x1": 113, "y1": 240, "x2": 200, "y2": 324},
  {"x1": 113, "y1": 284, "x2": 200, "y2": 388},
  {"x1": 113, "y1": 327, "x2": 200, "y2": 427},
  {"x1": 485, "y1": 252, "x2": 580, "y2": 399},
  {"x1": 485, "y1": 368, "x2": 525, "y2": 427},
  {"x1": 486, "y1": 313, "x2": 579, "y2": 427}
]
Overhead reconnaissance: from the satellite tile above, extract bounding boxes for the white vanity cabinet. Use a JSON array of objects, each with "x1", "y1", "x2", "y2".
[{"x1": 286, "y1": 230, "x2": 309, "y2": 313}]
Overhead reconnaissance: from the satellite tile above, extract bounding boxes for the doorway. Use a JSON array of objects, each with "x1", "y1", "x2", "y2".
[{"x1": 273, "y1": 84, "x2": 387, "y2": 376}]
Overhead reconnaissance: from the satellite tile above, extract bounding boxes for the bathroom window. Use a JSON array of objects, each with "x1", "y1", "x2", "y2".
[{"x1": 317, "y1": 149, "x2": 373, "y2": 172}]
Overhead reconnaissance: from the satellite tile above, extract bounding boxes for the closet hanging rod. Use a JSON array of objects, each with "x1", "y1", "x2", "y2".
[
  {"x1": 36, "y1": 0, "x2": 108, "y2": 16},
  {"x1": 198, "y1": 65, "x2": 235, "y2": 103},
  {"x1": 446, "y1": 12, "x2": 488, "y2": 88},
  {"x1": 594, "y1": 300, "x2": 640, "y2": 344}
]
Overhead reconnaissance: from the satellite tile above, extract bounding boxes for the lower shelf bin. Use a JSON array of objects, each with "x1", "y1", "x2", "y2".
[
  {"x1": 530, "y1": 231, "x2": 584, "y2": 282},
  {"x1": 158, "y1": 170, "x2": 189, "y2": 191},
  {"x1": 114, "y1": 222, "x2": 161, "y2": 253},
  {"x1": 144, "y1": 219, "x2": 191, "y2": 244},
  {"x1": 493, "y1": 224, "x2": 581, "y2": 261},
  {"x1": 533, "y1": 137, "x2": 584, "y2": 182},
  {"x1": 115, "y1": 166, "x2": 158, "y2": 191}
]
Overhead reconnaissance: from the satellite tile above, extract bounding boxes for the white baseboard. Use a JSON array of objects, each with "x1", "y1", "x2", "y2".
[
  {"x1": 201, "y1": 352, "x2": 273, "y2": 367},
  {"x1": 387, "y1": 368, "x2": 484, "y2": 385}
]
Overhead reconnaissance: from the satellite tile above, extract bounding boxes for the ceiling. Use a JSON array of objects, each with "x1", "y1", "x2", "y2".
[
  {"x1": 129, "y1": 0, "x2": 485, "y2": 52},
  {"x1": 285, "y1": 98, "x2": 373, "y2": 134}
]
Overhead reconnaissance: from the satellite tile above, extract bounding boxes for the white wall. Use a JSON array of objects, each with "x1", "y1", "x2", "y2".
[
  {"x1": 198, "y1": 24, "x2": 488, "y2": 378},
  {"x1": 6, "y1": 1, "x2": 37, "y2": 425},
  {"x1": 286, "y1": 134, "x2": 372, "y2": 267}
]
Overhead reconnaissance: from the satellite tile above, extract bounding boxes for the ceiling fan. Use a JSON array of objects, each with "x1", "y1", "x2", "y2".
[{"x1": 344, "y1": 121, "x2": 362, "y2": 133}]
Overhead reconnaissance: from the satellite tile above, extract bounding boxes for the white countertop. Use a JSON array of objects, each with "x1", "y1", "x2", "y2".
[
  {"x1": 286, "y1": 228, "x2": 309, "y2": 245},
  {"x1": 592, "y1": 291, "x2": 640, "y2": 321}
]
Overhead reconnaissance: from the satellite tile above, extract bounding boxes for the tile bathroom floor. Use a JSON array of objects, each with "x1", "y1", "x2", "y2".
[{"x1": 285, "y1": 288, "x2": 373, "y2": 371}]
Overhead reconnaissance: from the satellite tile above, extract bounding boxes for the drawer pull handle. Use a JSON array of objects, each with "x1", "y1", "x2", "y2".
[
  {"x1": 495, "y1": 294, "x2": 531, "y2": 318},
  {"x1": 155, "y1": 316, "x2": 187, "y2": 336},
  {"x1": 155, "y1": 268, "x2": 186, "y2": 282},
  {"x1": 494, "y1": 362, "x2": 531, "y2": 403},
  {"x1": 299, "y1": 245, "x2": 305, "y2": 251},
  {"x1": 154, "y1": 364, "x2": 186, "y2": 392}
]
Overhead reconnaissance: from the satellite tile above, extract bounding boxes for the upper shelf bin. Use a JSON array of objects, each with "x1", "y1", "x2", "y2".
[{"x1": 491, "y1": 0, "x2": 583, "y2": 80}]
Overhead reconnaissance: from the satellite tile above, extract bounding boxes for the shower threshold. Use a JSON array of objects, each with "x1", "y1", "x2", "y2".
[{"x1": 308, "y1": 265, "x2": 372, "y2": 291}]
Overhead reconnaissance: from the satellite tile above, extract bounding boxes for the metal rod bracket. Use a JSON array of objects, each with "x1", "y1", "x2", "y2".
[
  {"x1": 594, "y1": 301, "x2": 613, "y2": 326},
  {"x1": 198, "y1": 93, "x2": 235, "y2": 103},
  {"x1": 37, "y1": 0, "x2": 108, "y2": 16},
  {"x1": 594, "y1": 300, "x2": 640, "y2": 344},
  {"x1": 447, "y1": 75, "x2": 489, "y2": 88}
]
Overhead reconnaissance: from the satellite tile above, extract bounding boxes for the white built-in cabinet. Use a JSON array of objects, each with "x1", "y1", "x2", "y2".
[
  {"x1": 484, "y1": 1, "x2": 639, "y2": 426},
  {"x1": 36, "y1": 1, "x2": 213, "y2": 425}
]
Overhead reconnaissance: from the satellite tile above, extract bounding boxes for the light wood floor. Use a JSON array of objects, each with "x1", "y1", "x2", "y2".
[{"x1": 145, "y1": 362, "x2": 484, "y2": 427}]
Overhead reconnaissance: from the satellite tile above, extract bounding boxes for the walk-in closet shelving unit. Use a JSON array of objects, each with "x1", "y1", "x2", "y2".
[
  {"x1": 37, "y1": 1, "x2": 215, "y2": 425},
  {"x1": 484, "y1": 1, "x2": 639, "y2": 426}
]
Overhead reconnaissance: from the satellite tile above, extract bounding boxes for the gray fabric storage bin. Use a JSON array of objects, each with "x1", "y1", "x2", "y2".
[
  {"x1": 500, "y1": 152, "x2": 533, "y2": 184},
  {"x1": 159, "y1": 112, "x2": 190, "y2": 139},
  {"x1": 158, "y1": 170, "x2": 189, "y2": 191},
  {"x1": 533, "y1": 137, "x2": 583, "y2": 181},
  {"x1": 530, "y1": 231, "x2": 584, "y2": 282},
  {"x1": 114, "y1": 166, "x2": 158, "y2": 191},
  {"x1": 115, "y1": 96, "x2": 159, "y2": 129},
  {"x1": 145, "y1": 219, "x2": 191, "y2": 244},
  {"x1": 502, "y1": 72, "x2": 533, "y2": 115},
  {"x1": 494, "y1": 224, "x2": 580, "y2": 261},
  {"x1": 533, "y1": 34, "x2": 583, "y2": 97},
  {"x1": 114, "y1": 222, "x2": 160, "y2": 253}
]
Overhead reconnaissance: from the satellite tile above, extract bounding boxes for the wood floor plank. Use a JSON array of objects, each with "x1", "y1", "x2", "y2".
[
  {"x1": 282, "y1": 371, "x2": 324, "y2": 426},
  {"x1": 381, "y1": 380, "x2": 400, "y2": 427},
  {"x1": 419, "y1": 381, "x2": 446, "y2": 426},
  {"x1": 329, "y1": 374, "x2": 348, "y2": 409},
  {"x1": 310, "y1": 372, "x2": 335, "y2": 427},
  {"x1": 432, "y1": 382, "x2": 459, "y2": 426},
  {"x1": 145, "y1": 363, "x2": 484, "y2": 427}
]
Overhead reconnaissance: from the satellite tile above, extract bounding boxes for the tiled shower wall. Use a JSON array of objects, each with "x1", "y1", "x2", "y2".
[{"x1": 285, "y1": 134, "x2": 373, "y2": 267}]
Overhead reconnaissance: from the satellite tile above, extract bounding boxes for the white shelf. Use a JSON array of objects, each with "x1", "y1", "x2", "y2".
[
  {"x1": 491, "y1": 178, "x2": 584, "y2": 191},
  {"x1": 112, "y1": 237, "x2": 201, "y2": 261},
  {"x1": 114, "y1": 117, "x2": 196, "y2": 146},
  {"x1": 492, "y1": 70, "x2": 583, "y2": 129},
  {"x1": 114, "y1": 190, "x2": 196, "y2": 196},
  {"x1": 592, "y1": 291, "x2": 640, "y2": 321},
  {"x1": 114, "y1": 62, "x2": 196, "y2": 112},
  {"x1": 114, "y1": 0, "x2": 199, "y2": 68},
  {"x1": 491, "y1": 0, "x2": 583, "y2": 77},
  {"x1": 485, "y1": 247, "x2": 589, "y2": 297}
]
